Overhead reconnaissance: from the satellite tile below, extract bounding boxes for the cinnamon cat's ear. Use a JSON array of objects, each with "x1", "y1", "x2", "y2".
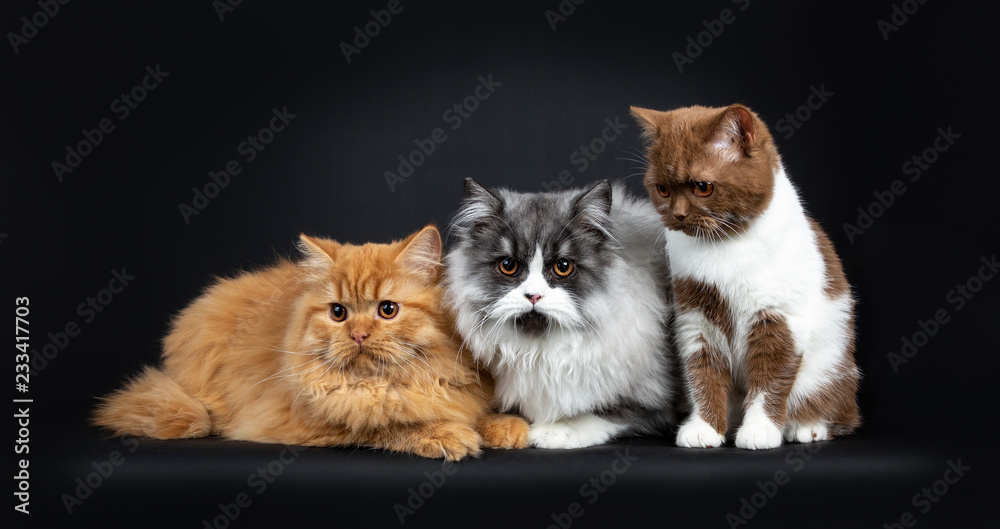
[
  {"x1": 396, "y1": 225, "x2": 442, "y2": 284},
  {"x1": 630, "y1": 106, "x2": 660, "y2": 140},
  {"x1": 297, "y1": 234, "x2": 338, "y2": 275},
  {"x1": 709, "y1": 104, "x2": 756, "y2": 161}
]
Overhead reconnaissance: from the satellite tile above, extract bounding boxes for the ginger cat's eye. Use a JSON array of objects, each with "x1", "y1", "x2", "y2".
[
  {"x1": 498, "y1": 258, "x2": 519, "y2": 276},
  {"x1": 330, "y1": 303, "x2": 347, "y2": 322},
  {"x1": 694, "y1": 182, "x2": 714, "y2": 197},
  {"x1": 378, "y1": 301, "x2": 399, "y2": 319},
  {"x1": 656, "y1": 184, "x2": 670, "y2": 197},
  {"x1": 552, "y1": 258, "x2": 575, "y2": 277}
]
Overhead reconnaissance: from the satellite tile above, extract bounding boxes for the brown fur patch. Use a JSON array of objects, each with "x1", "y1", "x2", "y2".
[
  {"x1": 684, "y1": 344, "x2": 732, "y2": 435},
  {"x1": 788, "y1": 316, "x2": 861, "y2": 437},
  {"x1": 674, "y1": 277, "x2": 734, "y2": 345},
  {"x1": 808, "y1": 218, "x2": 850, "y2": 298},
  {"x1": 631, "y1": 104, "x2": 781, "y2": 239},
  {"x1": 93, "y1": 226, "x2": 504, "y2": 461},
  {"x1": 744, "y1": 310, "x2": 799, "y2": 425}
]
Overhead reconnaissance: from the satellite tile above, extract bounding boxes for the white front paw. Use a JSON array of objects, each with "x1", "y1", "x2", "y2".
[
  {"x1": 735, "y1": 418, "x2": 783, "y2": 450},
  {"x1": 529, "y1": 422, "x2": 585, "y2": 449},
  {"x1": 783, "y1": 422, "x2": 828, "y2": 443},
  {"x1": 676, "y1": 417, "x2": 725, "y2": 448},
  {"x1": 528, "y1": 416, "x2": 617, "y2": 449}
]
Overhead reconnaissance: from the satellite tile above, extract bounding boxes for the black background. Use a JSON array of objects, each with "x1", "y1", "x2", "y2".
[{"x1": 3, "y1": 1, "x2": 996, "y2": 528}]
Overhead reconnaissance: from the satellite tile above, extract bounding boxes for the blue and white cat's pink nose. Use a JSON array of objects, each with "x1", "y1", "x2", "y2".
[{"x1": 525, "y1": 293, "x2": 542, "y2": 305}]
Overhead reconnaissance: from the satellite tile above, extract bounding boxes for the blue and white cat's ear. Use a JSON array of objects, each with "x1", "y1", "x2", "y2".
[
  {"x1": 463, "y1": 178, "x2": 502, "y2": 207},
  {"x1": 453, "y1": 178, "x2": 503, "y2": 232},
  {"x1": 297, "y1": 234, "x2": 338, "y2": 275},
  {"x1": 397, "y1": 225, "x2": 442, "y2": 284},
  {"x1": 571, "y1": 180, "x2": 614, "y2": 241},
  {"x1": 709, "y1": 104, "x2": 756, "y2": 162}
]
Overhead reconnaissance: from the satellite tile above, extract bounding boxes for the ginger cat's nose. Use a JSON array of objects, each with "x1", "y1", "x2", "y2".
[{"x1": 352, "y1": 332, "x2": 368, "y2": 345}]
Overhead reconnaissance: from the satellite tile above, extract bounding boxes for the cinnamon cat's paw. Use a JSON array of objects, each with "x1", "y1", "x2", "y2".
[
  {"x1": 676, "y1": 417, "x2": 725, "y2": 448},
  {"x1": 478, "y1": 414, "x2": 529, "y2": 449},
  {"x1": 783, "y1": 422, "x2": 828, "y2": 443},
  {"x1": 414, "y1": 423, "x2": 482, "y2": 461},
  {"x1": 735, "y1": 418, "x2": 783, "y2": 450}
]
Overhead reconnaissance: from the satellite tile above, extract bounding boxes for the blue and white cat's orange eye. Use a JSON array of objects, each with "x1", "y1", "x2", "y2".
[
  {"x1": 329, "y1": 303, "x2": 348, "y2": 322},
  {"x1": 655, "y1": 184, "x2": 670, "y2": 197},
  {"x1": 378, "y1": 301, "x2": 399, "y2": 319},
  {"x1": 498, "y1": 258, "x2": 519, "y2": 276},
  {"x1": 693, "y1": 182, "x2": 714, "y2": 197},
  {"x1": 552, "y1": 258, "x2": 575, "y2": 277}
]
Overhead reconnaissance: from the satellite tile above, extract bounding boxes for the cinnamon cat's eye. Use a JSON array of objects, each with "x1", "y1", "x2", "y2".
[
  {"x1": 498, "y1": 258, "x2": 519, "y2": 276},
  {"x1": 378, "y1": 301, "x2": 399, "y2": 319},
  {"x1": 552, "y1": 258, "x2": 574, "y2": 277},
  {"x1": 329, "y1": 303, "x2": 347, "y2": 322},
  {"x1": 694, "y1": 182, "x2": 714, "y2": 197},
  {"x1": 656, "y1": 184, "x2": 670, "y2": 197}
]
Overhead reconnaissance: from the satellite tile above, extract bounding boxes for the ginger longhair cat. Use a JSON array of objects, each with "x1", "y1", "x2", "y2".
[
  {"x1": 93, "y1": 225, "x2": 528, "y2": 460},
  {"x1": 631, "y1": 103, "x2": 861, "y2": 450}
]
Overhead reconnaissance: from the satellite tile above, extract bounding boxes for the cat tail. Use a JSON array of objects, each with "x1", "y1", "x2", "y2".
[{"x1": 92, "y1": 365, "x2": 212, "y2": 439}]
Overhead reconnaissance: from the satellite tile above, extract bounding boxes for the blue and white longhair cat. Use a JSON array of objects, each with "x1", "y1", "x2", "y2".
[{"x1": 443, "y1": 178, "x2": 679, "y2": 448}]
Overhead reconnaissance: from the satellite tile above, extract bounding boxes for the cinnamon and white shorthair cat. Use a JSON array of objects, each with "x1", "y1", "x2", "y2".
[{"x1": 631, "y1": 104, "x2": 861, "y2": 449}]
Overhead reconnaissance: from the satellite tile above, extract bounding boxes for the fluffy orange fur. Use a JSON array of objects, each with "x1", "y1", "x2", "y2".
[{"x1": 93, "y1": 225, "x2": 527, "y2": 460}]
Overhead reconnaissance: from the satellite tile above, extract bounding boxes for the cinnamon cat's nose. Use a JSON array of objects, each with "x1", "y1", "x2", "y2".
[
  {"x1": 525, "y1": 293, "x2": 542, "y2": 305},
  {"x1": 352, "y1": 332, "x2": 368, "y2": 345},
  {"x1": 674, "y1": 213, "x2": 687, "y2": 221}
]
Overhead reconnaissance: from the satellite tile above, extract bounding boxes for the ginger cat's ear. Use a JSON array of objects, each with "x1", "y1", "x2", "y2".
[
  {"x1": 708, "y1": 104, "x2": 756, "y2": 161},
  {"x1": 297, "y1": 234, "x2": 338, "y2": 275},
  {"x1": 397, "y1": 225, "x2": 442, "y2": 284},
  {"x1": 630, "y1": 106, "x2": 660, "y2": 140}
]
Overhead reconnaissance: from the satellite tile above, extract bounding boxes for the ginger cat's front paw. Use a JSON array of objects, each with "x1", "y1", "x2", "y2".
[
  {"x1": 413, "y1": 422, "x2": 483, "y2": 461},
  {"x1": 478, "y1": 413, "x2": 529, "y2": 449}
]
